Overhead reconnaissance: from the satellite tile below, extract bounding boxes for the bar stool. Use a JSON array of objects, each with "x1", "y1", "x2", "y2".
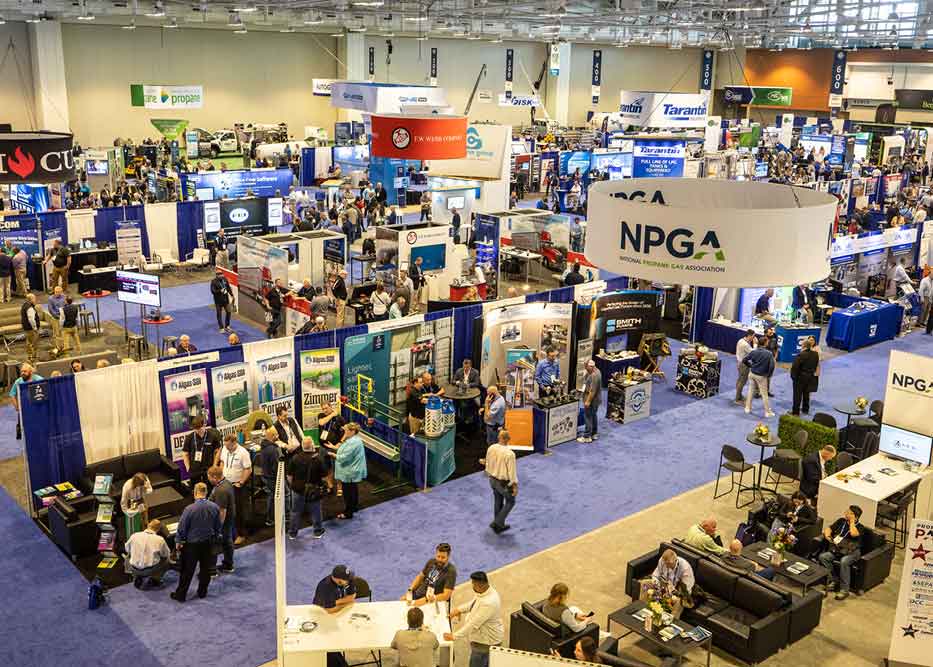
[
  {"x1": 127, "y1": 334, "x2": 147, "y2": 361},
  {"x1": 161, "y1": 335, "x2": 178, "y2": 356},
  {"x1": 78, "y1": 310, "x2": 97, "y2": 337}
]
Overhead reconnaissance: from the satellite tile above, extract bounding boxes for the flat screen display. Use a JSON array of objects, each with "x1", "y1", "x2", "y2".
[
  {"x1": 219, "y1": 197, "x2": 268, "y2": 237},
  {"x1": 512, "y1": 231, "x2": 540, "y2": 252},
  {"x1": 196, "y1": 187, "x2": 215, "y2": 202},
  {"x1": 447, "y1": 196, "x2": 465, "y2": 210},
  {"x1": 880, "y1": 423, "x2": 933, "y2": 466},
  {"x1": 85, "y1": 159, "x2": 109, "y2": 175},
  {"x1": 117, "y1": 270, "x2": 161, "y2": 308},
  {"x1": 410, "y1": 243, "x2": 446, "y2": 271}
]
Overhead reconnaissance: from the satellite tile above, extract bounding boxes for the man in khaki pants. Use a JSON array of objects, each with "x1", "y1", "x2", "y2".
[
  {"x1": 11, "y1": 246, "x2": 28, "y2": 297},
  {"x1": 21, "y1": 294, "x2": 41, "y2": 364},
  {"x1": 43, "y1": 285, "x2": 67, "y2": 352},
  {"x1": 0, "y1": 250, "x2": 11, "y2": 302},
  {"x1": 333, "y1": 269, "x2": 348, "y2": 328},
  {"x1": 60, "y1": 295, "x2": 81, "y2": 354},
  {"x1": 44, "y1": 239, "x2": 71, "y2": 292}
]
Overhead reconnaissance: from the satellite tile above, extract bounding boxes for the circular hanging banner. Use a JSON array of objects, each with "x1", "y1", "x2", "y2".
[
  {"x1": 370, "y1": 114, "x2": 467, "y2": 160},
  {"x1": 585, "y1": 178, "x2": 836, "y2": 288},
  {"x1": 0, "y1": 132, "x2": 75, "y2": 184}
]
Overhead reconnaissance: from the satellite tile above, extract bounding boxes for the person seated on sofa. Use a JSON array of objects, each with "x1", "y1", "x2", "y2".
[
  {"x1": 818, "y1": 505, "x2": 863, "y2": 600},
  {"x1": 682, "y1": 517, "x2": 727, "y2": 555},
  {"x1": 721, "y1": 539, "x2": 775, "y2": 580},
  {"x1": 771, "y1": 491, "x2": 817, "y2": 533},
  {"x1": 541, "y1": 582, "x2": 592, "y2": 633},
  {"x1": 645, "y1": 548, "x2": 695, "y2": 614},
  {"x1": 121, "y1": 472, "x2": 153, "y2": 513},
  {"x1": 124, "y1": 518, "x2": 172, "y2": 589}
]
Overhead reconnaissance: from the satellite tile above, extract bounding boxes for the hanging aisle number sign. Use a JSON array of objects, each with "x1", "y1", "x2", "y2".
[
  {"x1": 549, "y1": 43, "x2": 560, "y2": 76},
  {"x1": 591, "y1": 50, "x2": 602, "y2": 104},
  {"x1": 828, "y1": 49, "x2": 846, "y2": 108},
  {"x1": 700, "y1": 50, "x2": 714, "y2": 91},
  {"x1": 505, "y1": 49, "x2": 514, "y2": 99},
  {"x1": 369, "y1": 46, "x2": 375, "y2": 81},
  {"x1": 430, "y1": 48, "x2": 438, "y2": 86}
]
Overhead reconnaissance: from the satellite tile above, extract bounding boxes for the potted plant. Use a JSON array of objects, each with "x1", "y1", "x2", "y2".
[{"x1": 754, "y1": 422, "x2": 770, "y2": 443}]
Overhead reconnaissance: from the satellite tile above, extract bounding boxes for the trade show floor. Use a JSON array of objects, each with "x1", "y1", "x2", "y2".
[{"x1": 1, "y1": 330, "x2": 924, "y2": 667}]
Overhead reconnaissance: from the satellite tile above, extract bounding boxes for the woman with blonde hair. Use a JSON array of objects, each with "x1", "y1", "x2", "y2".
[{"x1": 541, "y1": 582, "x2": 592, "y2": 632}]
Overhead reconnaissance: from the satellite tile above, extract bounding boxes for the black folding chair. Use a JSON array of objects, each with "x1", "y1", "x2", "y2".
[{"x1": 713, "y1": 445, "x2": 755, "y2": 508}]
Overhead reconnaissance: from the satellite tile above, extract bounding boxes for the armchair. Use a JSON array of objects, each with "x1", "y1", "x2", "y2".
[
  {"x1": 596, "y1": 637, "x2": 678, "y2": 667},
  {"x1": 508, "y1": 601, "x2": 599, "y2": 658},
  {"x1": 809, "y1": 527, "x2": 894, "y2": 594},
  {"x1": 48, "y1": 495, "x2": 99, "y2": 560}
]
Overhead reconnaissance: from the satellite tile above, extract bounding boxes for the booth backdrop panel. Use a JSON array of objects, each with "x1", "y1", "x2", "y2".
[
  {"x1": 453, "y1": 304, "x2": 483, "y2": 369},
  {"x1": 94, "y1": 205, "x2": 147, "y2": 255},
  {"x1": 336, "y1": 324, "x2": 368, "y2": 353},
  {"x1": 76, "y1": 359, "x2": 163, "y2": 463},
  {"x1": 605, "y1": 276, "x2": 629, "y2": 291},
  {"x1": 22, "y1": 376, "x2": 87, "y2": 503},
  {"x1": 525, "y1": 292, "x2": 549, "y2": 303},
  {"x1": 66, "y1": 209, "x2": 96, "y2": 243},
  {"x1": 690, "y1": 287, "x2": 715, "y2": 343},
  {"x1": 176, "y1": 201, "x2": 203, "y2": 261},
  {"x1": 294, "y1": 331, "x2": 339, "y2": 428},
  {"x1": 425, "y1": 309, "x2": 452, "y2": 322},
  {"x1": 144, "y1": 202, "x2": 179, "y2": 261},
  {"x1": 549, "y1": 286, "x2": 576, "y2": 304},
  {"x1": 1, "y1": 212, "x2": 68, "y2": 289}
]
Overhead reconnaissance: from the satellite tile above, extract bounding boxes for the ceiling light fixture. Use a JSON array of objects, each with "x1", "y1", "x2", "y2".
[
  {"x1": 0, "y1": 16, "x2": 6, "y2": 25},
  {"x1": 234, "y1": 2, "x2": 258, "y2": 13},
  {"x1": 331, "y1": 32, "x2": 345, "y2": 37},
  {"x1": 146, "y1": 2, "x2": 165, "y2": 17},
  {"x1": 77, "y1": 10, "x2": 96, "y2": 20},
  {"x1": 416, "y1": 35, "x2": 428, "y2": 40},
  {"x1": 228, "y1": 12, "x2": 242, "y2": 26},
  {"x1": 279, "y1": 25, "x2": 296, "y2": 32},
  {"x1": 25, "y1": 15, "x2": 41, "y2": 23},
  {"x1": 404, "y1": 16, "x2": 427, "y2": 21},
  {"x1": 164, "y1": 16, "x2": 178, "y2": 27},
  {"x1": 233, "y1": 27, "x2": 248, "y2": 34},
  {"x1": 304, "y1": 12, "x2": 322, "y2": 24},
  {"x1": 353, "y1": 1, "x2": 384, "y2": 6},
  {"x1": 122, "y1": 20, "x2": 137, "y2": 29}
]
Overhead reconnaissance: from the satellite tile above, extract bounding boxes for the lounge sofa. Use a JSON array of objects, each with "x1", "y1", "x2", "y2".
[
  {"x1": 48, "y1": 495, "x2": 99, "y2": 560},
  {"x1": 80, "y1": 448, "x2": 180, "y2": 502},
  {"x1": 509, "y1": 600, "x2": 600, "y2": 658},
  {"x1": 746, "y1": 495, "x2": 824, "y2": 558}
]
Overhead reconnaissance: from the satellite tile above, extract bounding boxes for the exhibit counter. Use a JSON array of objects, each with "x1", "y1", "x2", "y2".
[
  {"x1": 826, "y1": 300, "x2": 903, "y2": 351},
  {"x1": 674, "y1": 354, "x2": 721, "y2": 399},
  {"x1": 593, "y1": 352, "x2": 641, "y2": 387},
  {"x1": 532, "y1": 399, "x2": 580, "y2": 452},
  {"x1": 702, "y1": 319, "x2": 750, "y2": 354},
  {"x1": 606, "y1": 373, "x2": 652, "y2": 424},
  {"x1": 775, "y1": 324, "x2": 821, "y2": 363}
]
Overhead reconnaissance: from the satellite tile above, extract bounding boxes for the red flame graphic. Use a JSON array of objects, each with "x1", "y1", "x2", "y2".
[{"x1": 8, "y1": 146, "x2": 36, "y2": 179}]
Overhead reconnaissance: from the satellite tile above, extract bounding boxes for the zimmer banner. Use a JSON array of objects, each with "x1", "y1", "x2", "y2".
[
  {"x1": 300, "y1": 349, "x2": 341, "y2": 426},
  {"x1": 585, "y1": 179, "x2": 836, "y2": 288}
]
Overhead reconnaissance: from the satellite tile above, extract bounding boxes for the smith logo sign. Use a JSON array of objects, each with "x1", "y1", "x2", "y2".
[
  {"x1": 891, "y1": 372, "x2": 933, "y2": 396},
  {"x1": 621, "y1": 222, "x2": 725, "y2": 262}
]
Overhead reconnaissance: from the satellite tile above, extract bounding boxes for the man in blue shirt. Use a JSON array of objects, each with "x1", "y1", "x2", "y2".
[
  {"x1": 171, "y1": 482, "x2": 221, "y2": 603},
  {"x1": 313, "y1": 564, "x2": 357, "y2": 612},
  {"x1": 754, "y1": 289, "x2": 777, "y2": 325},
  {"x1": 743, "y1": 338, "x2": 776, "y2": 418},
  {"x1": 9, "y1": 363, "x2": 43, "y2": 413},
  {"x1": 483, "y1": 385, "x2": 506, "y2": 445},
  {"x1": 534, "y1": 347, "x2": 561, "y2": 396}
]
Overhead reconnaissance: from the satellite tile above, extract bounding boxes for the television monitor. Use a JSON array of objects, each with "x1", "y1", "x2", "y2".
[
  {"x1": 880, "y1": 424, "x2": 932, "y2": 466},
  {"x1": 512, "y1": 231, "x2": 540, "y2": 252},
  {"x1": 219, "y1": 197, "x2": 268, "y2": 237},
  {"x1": 203, "y1": 201, "x2": 221, "y2": 233},
  {"x1": 447, "y1": 196, "x2": 465, "y2": 210},
  {"x1": 85, "y1": 159, "x2": 109, "y2": 176},
  {"x1": 116, "y1": 270, "x2": 161, "y2": 308},
  {"x1": 195, "y1": 187, "x2": 215, "y2": 202},
  {"x1": 410, "y1": 243, "x2": 447, "y2": 271},
  {"x1": 81, "y1": 238, "x2": 96, "y2": 250}
]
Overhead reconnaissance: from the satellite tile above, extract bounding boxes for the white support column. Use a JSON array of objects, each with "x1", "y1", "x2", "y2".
[
  {"x1": 338, "y1": 33, "x2": 367, "y2": 122},
  {"x1": 552, "y1": 42, "x2": 573, "y2": 127},
  {"x1": 28, "y1": 21, "x2": 71, "y2": 133}
]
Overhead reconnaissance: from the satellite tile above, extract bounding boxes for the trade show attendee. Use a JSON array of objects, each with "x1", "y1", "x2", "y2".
[
  {"x1": 534, "y1": 347, "x2": 561, "y2": 395},
  {"x1": 44, "y1": 238, "x2": 71, "y2": 292},
  {"x1": 568, "y1": 637, "x2": 600, "y2": 664},
  {"x1": 402, "y1": 542, "x2": 457, "y2": 607},
  {"x1": 121, "y1": 472, "x2": 153, "y2": 513},
  {"x1": 563, "y1": 263, "x2": 585, "y2": 286},
  {"x1": 287, "y1": 436, "x2": 328, "y2": 540},
  {"x1": 274, "y1": 406, "x2": 303, "y2": 457},
  {"x1": 483, "y1": 385, "x2": 506, "y2": 445},
  {"x1": 207, "y1": 465, "x2": 236, "y2": 574},
  {"x1": 579, "y1": 359, "x2": 602, "y2": 443},
  {"x1": 409, "y1": 257, "x2": 425, "y2": 313},
  {"x1": 69, "y1": 359, "x2": 84, "y2": 373},
  {"x1": 333, "y1": 269, "x2": 349, "y2": 328},
  {"x1": 406, "y1": 375, "x2": 427, "y2": 435},
  {"x1": 389, "y1": 296, "x2": 406, "y2": 320},
  {"x1": 228, "y1": 332, "x2": 241, "y2": 346},
  {"x1": 313, "y1": 566, "x2": 357, "y2": 623},
  {"x1": 419, "y1": 191, "x2": 432, "y2": 221},
  {"x1": 890, "y1": 257, "x2": 912, "y2": 294},
  {"x1": 570, "y1": 218, "x2": 584, "y2": 252},
  {"x1": 217, "y1": 433, "x2": 252, "y2": 544},
  {"x1": 451, "y1": 208, "x2": 462, "y2": 244},
  {"x1": 421, "y1": 371, "x2": 444, "y2": 398},
  {"x1": 683, "y1": 517, "x2": 727, "y2": 555},
  {"x1": 0, "y1": 247, "x2": 11, "y2": 302},
  {"x1": 210, "y1": 268, "x2": 235, "y2": 333},
  {"x1": 45, "y1": 285, "x2": 66, "y2": 351},
  {"x1": 371, "y1": 282, "x2": 392, "y2": 321},
  {"x1": 8, "y1": 363, "x2": 41, "y2": 414},
  {"x1": 771, "y1": 490, "x2": 817, "y2": 533},
  {"x1": 453, "y1": 358, "x2": 480, "y2": 390},
  {"x1": 791, "y1": 284, "x2": 809, "y2": 318},
  {"x1": 801, "y1": 445, "x2": 836, "y2": 500},
  {"x1": 375, "y1": 182, "x2": 388, "y2": 205},
  {"x1": 482, "y1": 430, "x2": 517, "y2": 534},
  {"x1": 743, "y1": 338, "x2": 775, "y2": 418},
  {"x1": 650, "y1": 548, "x2": 695, "y2": 598},
  {"x1": 444, "y1": 571, "x2": 503, "y2": 667},
  {"x1": 124, "y1": 518, "x2": 172, "y2": 589},
  {"x1": 754, "y1": 288, "x2": 777, "y2": 324},
  {"x1": 392, "y1": 607, "x2": 439, "y2": 667},
  {"x1": 542, "y1": 583, "x2": 591, "y2": 632},
  {"x1": 311, "y1": 286, "x2": 331, "y2": 318},
  {"x1": 762, "y1": 327, "x2": 778, "y2": 396},
  {"x1": 818, "y1": 505, "x2": 863, "y2": 600},
  {"x1": 919, "y1": 271, "x2": 933, "y2": 329},
  {"x1": 11, "y1": 246, "x2": 28, "y2": 296},
  {"x1": 21, "y1": 293, "x2": 41, "y2": 363},
  {"x1": 722, "y1": 539, "x2": 774, "y2": 580},
  {"x1": 60, "y1": 295, "x2": 81, "y2": 354},
  {"x1": 335, "y1": 422, "x2": 367, "y2": 520},
  {"x1": 259, "y1": 426, "x2": 281, "y2": 527},
  {"x1": 171, "y1": 482, "x2": 221, "y2": 603},
  {"x1": 790, "y1": 337, "x2": 820, "y2": 416},
  {"x1": 734, "y1": 329, "x2": 757, "y2": 404},
  {"x1": 214, "y1": 230, "x2": 231, "y2": 268},
  {"x1": 296, "y1": 279, "x2": 314, "y2": 300},
  {"x1": 387, "y1": 205, "x2": 401, "y2": 225},
  {"x1": 177, "y1": 334, "x2": 198, "y2": 354},
  {"x1": 182, "y1": 416, "x2": 222, "y2": 486},
  {"x1": 265, "y1": 278, "x2": 286, "y2": 338}
]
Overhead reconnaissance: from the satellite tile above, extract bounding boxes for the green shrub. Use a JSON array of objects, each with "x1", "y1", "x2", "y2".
[{"x1": 777, "y1": 413, "x2": 838, "y2": 460}]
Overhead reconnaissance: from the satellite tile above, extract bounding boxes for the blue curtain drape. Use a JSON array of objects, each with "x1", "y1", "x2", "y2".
[
  {"x1": 525, "y1": 291, "x2": 549, "y2": 303},
  {"x1": 549, "y1": 286, "x2": 575, "y2": 303},
  {"x1": 425, "y1": 309, "x2": 452, "y2": 322},
  {"x1": 690, "y1": 287, "x2": 715, "y2": 343},
  {"x1": 176, "y1": 201, "x2": 203, "y2": 260},
  {"x1": 336, "y1": 324, "x2": 367, "y2": 352},
  {"x1": 95, "y1": 205, "x2": 149, "y2": 257},
  {"x1": 453, "y1": 304, "x2": 482, "y2": 368},
  {"x1": 21, "y1": 376, "x2": 86, "y2": 507},
  {"x1": 605, "y1": 276, "x2": 628, "y2": 291}
]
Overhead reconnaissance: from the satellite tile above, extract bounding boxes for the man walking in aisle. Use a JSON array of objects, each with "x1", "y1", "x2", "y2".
[
  {"x1": 481, "y1": 430, "x2": 517, "y2": 534},
  {"x1": 734, "y1": 329, "x2": 757, "y2": 404},
  {"x1": 44, "y1": 238, "x2": 71, "y2": 292},
  {"x1": 743, "y1": 337, "x2": 775, "y2": 418},
  {"x1": 333, "y1": 269, "x2": 348, "y2": 328},
  {"x1": 210, "y1": 268, "x2": 235, "y2": 333},
  {"x1": 171, "y1": 482, "x2": 221, "y2": 603},
  {"x1": 444, "y1": 571, "x2": 503, "y2": 667},
  {"x1": 579, "y1": 359, "x2": 602, "y2": 443},
  {"x1": 60, "y1": 295, "x2": 81, "y2": 354},
  {"x1": 217, "y1": 433, "x2": 252, "y2": 545}
]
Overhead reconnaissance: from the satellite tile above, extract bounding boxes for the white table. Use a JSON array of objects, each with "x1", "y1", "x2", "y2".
[
  {"x1": 282, "y1": 600, "x2": 452, "y2": 667},
  {"x1": 501, "y1": 247, "x2": 543, "y2": 283},
  {"x1": 818, "y1": 453, "x2": 933, "y2": 528}
]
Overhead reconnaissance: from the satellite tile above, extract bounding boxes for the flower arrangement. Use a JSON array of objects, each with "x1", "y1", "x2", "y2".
[
  {"x1": 770, "y1": 526, "x2": 797, "y2": 552},
  {"x1": 754, "y1": 423, "x2": 770, "y2": 441},
  {"x1": 642, "y1": 581, "x2": 675, "y2": 625},
  {"x1": 855, "y1": 396, "x2": 868, "y2": 411}
]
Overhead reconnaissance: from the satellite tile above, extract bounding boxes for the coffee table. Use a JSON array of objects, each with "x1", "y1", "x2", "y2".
[
  {"x1": 606, "y1": 600, "x2": 711, "y2": 667},
  {"x1": 742, "y1": 541, "x2": 830, "y2": 593},
  {"x1": 146, "y1": 486, "x2": 187, "y2": 520}
]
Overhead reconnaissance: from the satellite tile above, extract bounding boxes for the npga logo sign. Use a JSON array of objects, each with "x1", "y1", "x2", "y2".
[
  {"x1": 891, "y1": 372, "x2": 933, "y2": 396},
  {"x1": 620, "y1": 221, "x2": 725, "y2": 264}
]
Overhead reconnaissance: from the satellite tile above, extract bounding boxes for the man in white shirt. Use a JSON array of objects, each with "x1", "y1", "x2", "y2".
[
  {"x1": 890, "y1": 258, "x2": 912, "y2": 295},
  {"x1": 734, "y1": 329, "x2": 757, "y2": 405},
  {"x1": 480, "y1": 430, "x2": 517, "y2": 534},
  {"x1": 216, "y1": 434, "x2": 253, "y2": 544},
  {"x1": 444, "y1": 571, "x2": 503, "y2": 667},
  {"x1": 124, "y1": 518, "x2": 172, "y2": 589},
  {"x1": 920, "y1": 272, "x2": 933, "y2": 330}
]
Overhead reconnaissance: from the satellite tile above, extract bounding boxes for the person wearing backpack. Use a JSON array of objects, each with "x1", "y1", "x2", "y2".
[{"x1": 287, "y1": 436, "x2": 329, "y2": 540}]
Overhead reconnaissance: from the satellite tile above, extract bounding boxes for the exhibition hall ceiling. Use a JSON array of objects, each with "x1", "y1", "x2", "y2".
[{"x1": 1, "y1": 0, "x2": 931, "y2": 49}]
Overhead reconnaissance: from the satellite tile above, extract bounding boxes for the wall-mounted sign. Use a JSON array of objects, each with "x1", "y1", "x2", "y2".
[
  {"x1": 549, "y1": 43, "x2": 560, "y2": 76},
  {"x1": 591, "y1": 50, "x2": 602, "y2": 104},
  {"x1": 497, "y1": 94, "x2": 541, "y2": 108},
  {"x1": 723, "y1": 85, "x2": 793, "y2": 107},
  {"x1": 700, "y1": 50, "x2": 714, "y2": 91},
  {"x1": 130, "y1": 84, "x2": 203, "y2": 109},
  {"x1": 370, "y1": 114, "x2": 467, "y2": 160},
  {"x1": 312, "y1": 79, "x2": 335, "y2": 97},
  {"x1": 505, "y1": 49, "x2": 514, "y2": 99},
  {"x1": 895, "y1": 89, "x2": 933, "y2": 111},
  {"x1": 430, "y1": 48, "x2": 438, "y2": 87},
  {"x1": 0, "y1": 132, "x2": 75, "y2": 184}
]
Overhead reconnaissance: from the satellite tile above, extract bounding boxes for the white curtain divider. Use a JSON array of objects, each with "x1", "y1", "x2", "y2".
[
  {"x1": 66, "y1": 209, "x2": 96, "y2": 244},
  {"x1": 144, "y1": 201, "x2": 181, "y2": 262},
  {"x1": 242, "y1": 336, "x2": 295, "y2": 373},
  {"x1": 75, "y1": 359, "x2": 164, "y2": 464}
]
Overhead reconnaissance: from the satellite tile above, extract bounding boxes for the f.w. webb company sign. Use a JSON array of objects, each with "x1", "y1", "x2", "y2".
[{"x1": 585, "y1": 178, "x2": 837, "y2": 288}]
